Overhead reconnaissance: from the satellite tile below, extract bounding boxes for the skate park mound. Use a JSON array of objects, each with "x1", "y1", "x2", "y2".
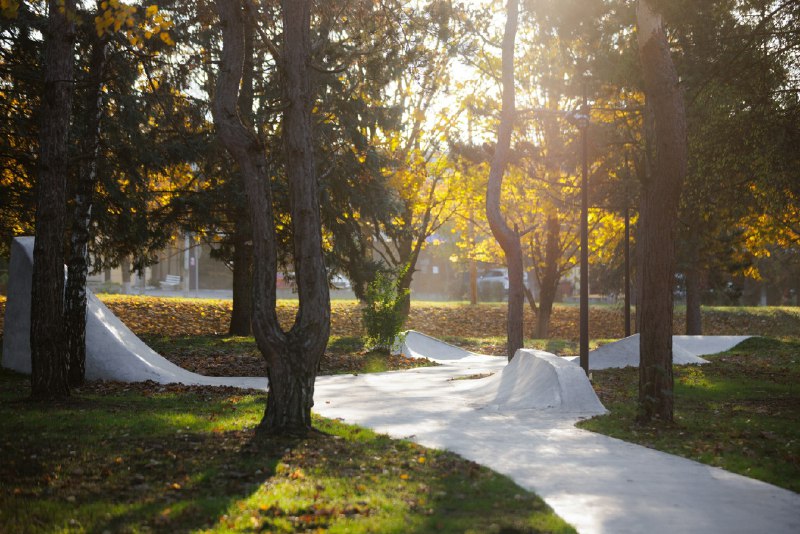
[
  {"x1": 469, "y1": 349, "x2": 607, "y2": 415},
  {"x1": 1, "y1": 236, "x2": 265, "y2": 389},
  {"x1": 586, "y1": 334, "x2": 751, "y2": 370},
  {"x1": 396, "y1": 330, "x2": 504, "y2": 364}
]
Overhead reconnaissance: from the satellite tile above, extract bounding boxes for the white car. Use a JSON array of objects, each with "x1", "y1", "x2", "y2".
[{"x1": 331, "y1": 274, "x2": 351, "y2": 290}]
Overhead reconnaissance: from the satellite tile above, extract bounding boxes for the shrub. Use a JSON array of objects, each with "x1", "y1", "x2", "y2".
[{"x1": 361, "y1": 269, "x2": 409, "y2": 350}]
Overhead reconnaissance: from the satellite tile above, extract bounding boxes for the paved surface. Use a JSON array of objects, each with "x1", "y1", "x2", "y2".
[{"x1": 313, "y1": 333, "x2": 800, "y2": 534}]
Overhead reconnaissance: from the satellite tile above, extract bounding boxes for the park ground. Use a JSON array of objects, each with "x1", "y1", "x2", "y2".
[{"x1": 0, "y1": 296, "x2": 798, "y2": 532}]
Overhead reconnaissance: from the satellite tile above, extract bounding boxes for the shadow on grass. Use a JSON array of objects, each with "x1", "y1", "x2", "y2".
[
  {"x1": 0, "y1": 370, "x2": 293, "y2": 532},
  {"x1": 0, "y1": 368, "x2": 574, "y2": 533}
]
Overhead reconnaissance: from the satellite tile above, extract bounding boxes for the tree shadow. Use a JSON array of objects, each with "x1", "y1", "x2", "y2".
[{"x1": 90, "y1": 422, "x2": 305, "y2": 532}]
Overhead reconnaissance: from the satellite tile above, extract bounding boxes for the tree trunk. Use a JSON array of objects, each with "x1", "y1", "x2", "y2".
[
  {"x1": 685, "y1": 265, "x2": 703, "y2": 335},
  {"x1": 485, "y1": 0, "x2": 523, "y2": 361},
  {"x1": 228, "y1": 16, "x2": 254, "y2": 337},
  {"x1": 468, "y1": 211, "x2": 477, "y2": 304},
  {"x1": 213, "y1": 0, "x2": 329, "y2": 436},
  {"x1": 394, "y1": 205, "x2": 426, "y2": 321},
  {"x1": 535, "y1": 213, "x2": 561, "y2": 338},
  {"x1": 272, "y1": 0, "x2": 330, "y2": 433},
  {"x1": 30, "y1": 0, "x2": 76, "y2": 399},
  {"x1": 229, "y1": 209, "x2": 253, "y2": 336},
  {"x1": 636, "y1": 0, "x2": 688, "y2": 423},
  {"x1": 65, "y1": 29, "x2": 107, "y2": 387}
]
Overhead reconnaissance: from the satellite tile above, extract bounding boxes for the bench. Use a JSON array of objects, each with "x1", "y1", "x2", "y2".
[{"x1": 160, "y1": 274, "x2": 181, "y2": 290}]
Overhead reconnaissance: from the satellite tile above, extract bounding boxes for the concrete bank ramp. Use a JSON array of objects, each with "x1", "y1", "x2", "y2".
[
  {"x1": 396, "y1": 330, "x2": 505, "y2": 364},
  {"x1": 468, "y1": 349, "x2": 607, "y2": 414},
  {"x1": 586, "y1": 333, "x2": 751, "y2": 370},
  {"x1": 2, "y1": 237, "x2": 266, "y2": 390}
]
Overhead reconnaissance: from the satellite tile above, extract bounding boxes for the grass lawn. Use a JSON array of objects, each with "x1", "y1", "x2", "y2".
[
  {"x1": 578, "y1": 336, "x2": 800, "y2": 493},
  {"x1": 0, "y1": 369, "x2": 575, "y2": 534}
]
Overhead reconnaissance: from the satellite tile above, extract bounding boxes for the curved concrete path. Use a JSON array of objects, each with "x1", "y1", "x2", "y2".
[{"x1": 314, "y1": 331, "x2": 800, "y2": 534}]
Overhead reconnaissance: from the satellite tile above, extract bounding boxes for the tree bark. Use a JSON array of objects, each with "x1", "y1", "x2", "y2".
[
  {"x1": 636, "y1": 0, "x2": 688, "y2": 423},
  {"x1": 65, "y1": 29, "x2": 107, "y2": 387},
  {"x1": 213, "y1": 0, "x2": 329, "y2": 436},
  {"x1": 485, "y1": 0, "x2": 523, "y2": 361},
  {"x1": 229, "y1": 209, "x2": 253, "y2": 336},
  {"x1": 30, "y1": 0, "x2": 76, "y2": 399},
  {"x1": 468, "y1": 212, "x2": 478, "y2": 305},
  {"x1": 228, "y1": 16, "x2": 255, "y2": 337}
]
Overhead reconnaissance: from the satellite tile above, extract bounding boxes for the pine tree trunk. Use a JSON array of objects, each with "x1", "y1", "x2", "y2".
[
  {"x1": 228, "y1": 17, "x2": 255, "y2": 337},
  {"x1": 229, "y1": 211, "x2": 253, "y2": 336},
  {"x1": 30, "y1": 0, "x2": 76, "y2": 399},
  {"x1": 65, "y1": 31, "x2": 107, "y2": 387},
  {"x1": 263, "y1": 340, "x2": 317, "y2": 432},
  {"x1": 636, "y1": 0, "x2": 688, "y2": 423},
  {"x1": 267, "y1": 0, "x2": 330, "y2": 434},
  {"x1": 485, "y1": 0, "x2": 523, "y2": 361},
  {"x1": 213, "y1": 0, "x2": 329, "y2": 436}
]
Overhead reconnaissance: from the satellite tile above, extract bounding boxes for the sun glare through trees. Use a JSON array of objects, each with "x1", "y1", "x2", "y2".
[{"x1": 1, "y1": 0, "x2": 798, "y2": 423}]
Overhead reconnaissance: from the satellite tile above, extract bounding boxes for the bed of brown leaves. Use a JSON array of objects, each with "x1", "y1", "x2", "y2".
[
  {"x1": 1, "y1": 295, "x2": 798, "y2": 342},
  {"x1": 148, "y1": 342, "x2": 432, "y2": 377}
]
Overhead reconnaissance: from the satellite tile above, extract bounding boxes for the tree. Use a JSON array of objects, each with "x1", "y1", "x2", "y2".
[
  {"x1": 65, "y1": 9, "x2": 108, "y2": 386},
  {"x1": 635, "y1": 0, "x2": 687, "y2": 423},
  {"x1": 213, "y1": 0, "x2": 330, "y2": 435},
  {"x1": 30, "y1": 0, "x2": 76, "y2": 398},
  {"x1": 671, "y1": 0, "x2": 800, "y2": 329},
  {"x1": 0, "y1": 2, "x2": 43, "y2": 256},
  {"x1": 355, "y1": 0, "x2": 465, "y2": 316},
  {"x1": 485, "y1": 0, "x2": 524, "y2": 360}
]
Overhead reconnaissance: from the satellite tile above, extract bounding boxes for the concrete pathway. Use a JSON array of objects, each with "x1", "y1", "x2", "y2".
[{"x1": 313, "y1": 334, "x2": 800, "y2": 534}]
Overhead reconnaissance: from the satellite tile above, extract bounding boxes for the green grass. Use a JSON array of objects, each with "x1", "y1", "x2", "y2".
[
  {"x1": 0, "y1": 369, "x2": 574, "y2": 533},
  {"x1": 578, "y1": 336, "x2": 800, "y2": 492}
]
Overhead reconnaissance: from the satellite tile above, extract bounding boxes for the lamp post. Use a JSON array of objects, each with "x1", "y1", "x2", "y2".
[{"x1": 572, "y1": 92, "x2": 591, "y2": 376}]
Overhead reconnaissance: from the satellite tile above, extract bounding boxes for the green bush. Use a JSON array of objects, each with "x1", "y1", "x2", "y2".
[
  {"x1": 361, "y1": 269, "x2": 409, "y2": 350},
  {"x1": 89, "y1": 281, "x2": 123, "y2": 294}
]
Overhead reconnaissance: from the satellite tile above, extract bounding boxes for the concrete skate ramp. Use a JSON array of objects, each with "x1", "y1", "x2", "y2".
[
  {"x1": 586, "y1": 333, "x2": 751, "y2": 370},
  {"x1": 470, "y1": 349, "x2": 607, "y2": 414},
  {"x1": 2, "y1": 237, "x2": 266, "y2": 389},
  {"x1": 397, "y1": 330, "x2": 505, "y2": 364}
]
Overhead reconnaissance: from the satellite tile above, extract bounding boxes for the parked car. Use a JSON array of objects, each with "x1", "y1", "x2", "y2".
[{"x1": 330, "y1": 274, "x2": 351, "y2": 290}]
